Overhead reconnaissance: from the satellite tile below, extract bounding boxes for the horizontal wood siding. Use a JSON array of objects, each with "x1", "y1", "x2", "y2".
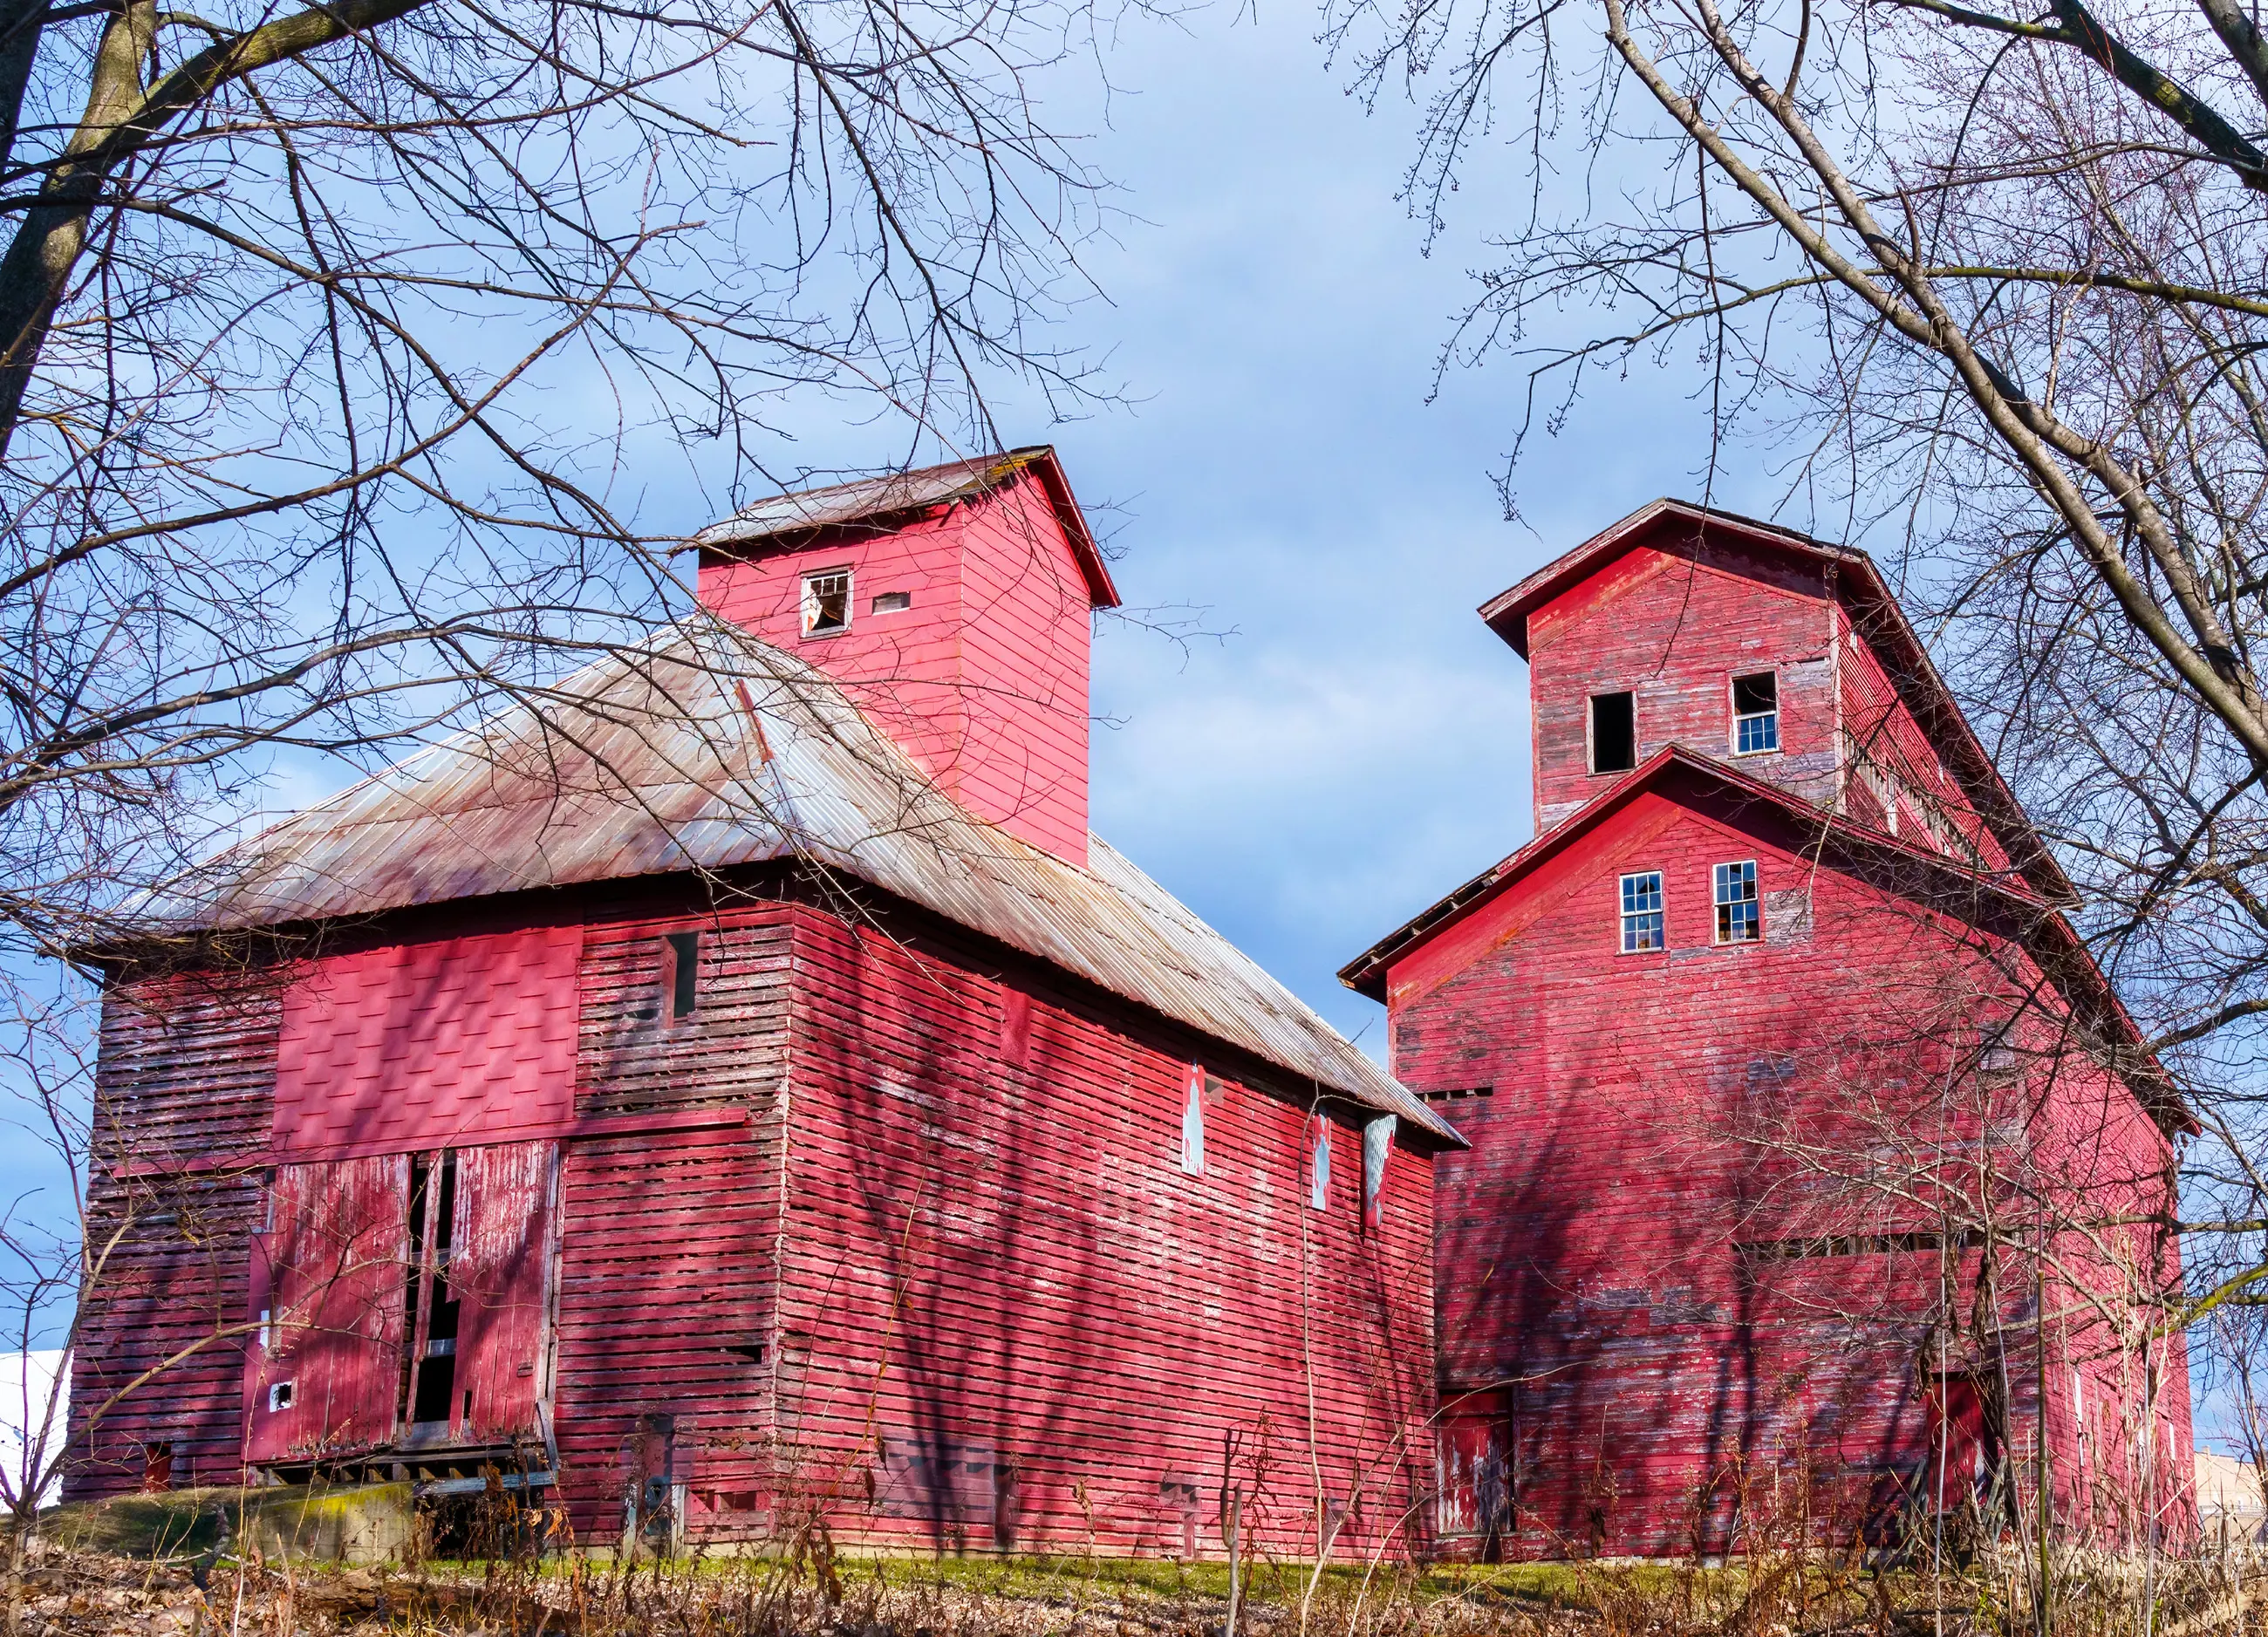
[
  {"x1": 1390, "y1": 784, "x2": 2190, "y2": 1557},
  {"x1": 551, "y1": 904, "x2": 790, "y2": 1541},
  {"x1": 68, "y1": 1168, "x2": 263, "y2": 1498},
  {"x1": 762, "y1": 902, "x2": 1435, "y2": 1560},
  {"x1": 67, "y1": 970, "x2": 283, "y2": 1499}
]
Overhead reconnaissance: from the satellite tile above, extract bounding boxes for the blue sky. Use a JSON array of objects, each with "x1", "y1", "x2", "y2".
[{"x1": 945, "y1": 2, "x2": 1780, "y2": 1055}]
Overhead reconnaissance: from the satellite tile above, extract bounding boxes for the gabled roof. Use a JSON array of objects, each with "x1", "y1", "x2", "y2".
[
  {"x1": 1338, "y1": 745, "x2": 2188, "y2": 1136},
  {"x1": 688, "y1": 446, "x2": 1122, "y2": 610},
  {"x1": 141, "y1": 624, "x2": 1456, "y2": 1142},
  {"x1": 1478, "y1": 498, "x2": 2071, "y2": 901}
]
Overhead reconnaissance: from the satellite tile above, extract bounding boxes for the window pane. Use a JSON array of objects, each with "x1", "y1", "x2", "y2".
[
  {"x1": 1620, "y1": 872, "x2": 1663, "y2": 952},
  {"x1": 1712, "y1": 862, "x2": 1759, "y2": 942}
]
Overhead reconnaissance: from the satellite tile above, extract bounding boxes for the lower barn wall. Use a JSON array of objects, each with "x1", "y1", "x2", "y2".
[
  {"x1": 727, "y1": 900, "x2": 1438, "y2": 1562},
  {"x1": 1392, "y1": 789, "x2": 2195, "y2": 1559}
]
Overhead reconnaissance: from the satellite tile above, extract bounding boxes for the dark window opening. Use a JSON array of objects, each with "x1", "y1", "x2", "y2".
[
  {"x1": 1420, "y1": 1086, "x2": 1495, "y2": 1103},
  {"x1": 1589, "y1": 692, "x2": 1636, "y2": 774},
  {"x1": 665, "y1": 931, "x2": 700, "y2": 1019},
  {"x1": 408, "y1": 1152, "x2": 461, "y2": 1426},
  {"x1": 140, "y1": 1442, "x2": 174, "y2": 1494},
  {"x1": 871, "y1": 590, "x2": 912, "y2": 614},
  {"x1": 269, "y1": 1381, "x2": 295, "y2": 1411},
  {"x1": 802, "y1": 569, "x2": 851, "y2": 636},
  {"x1": 1732, "y1": 672, "x2": 1779, "y2": 754}
]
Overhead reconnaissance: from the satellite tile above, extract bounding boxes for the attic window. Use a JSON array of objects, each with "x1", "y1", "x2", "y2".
[
  {"x1": 1308, "y1": 1120, "x2": 1330, "y2": 1211},
  {"x1": 801, "y1": 569, "x2": 851, "y2": 637},
  {"x1": 1978, "y1": 1020, "x2": 2019, "y2": 1081},
  {"x1": 1619, "y1": 870, "x2": 1664, "y2": 952},
  {"x1": 870, "y1": 590, "x2": 912, "y2": 615},
  {"x1": 1732, "y1": 672, "x2": 1779, "y2": 754},
  {"x1": 664, "y1": 931, "x2": 700, "y2": 1019},
  {"x1": 1589, "y1": 692, "x2": 1636, "y2": 774}
]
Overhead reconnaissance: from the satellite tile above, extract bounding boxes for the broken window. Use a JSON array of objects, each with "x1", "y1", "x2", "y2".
[
  {"x1": 801, "y1": 569, "x2": 851, "y2": 637},
  {"x1": 1732, "y1": 672, "x2": 1779, "y2": 754},
  {"x1": 1179, "y1": 1065, "x2": 1206, "y2": 1177},
  {"x1": 1308, "y1": 1118, "x2": 1330, "y2": 1211},
  {"x1": 663, "y1": 931, "x2": 700, "y2": 1020},
  {"x1": 1977, "y1": 1020, "x2": 2019, "y2": 1081},
  {"x1": 405, "y1": 1151, "x2": 462, "y2": 1428},
  {"x1": 1588, "y1": 692, "x2": 1636, "y2": 774},
  {"x1": 870, "y1": 590, "x2": 912, "y2": 614},
  {"x1": 1713, "y1": 861, "x2": 1760, "y2": 944},
  {"x1": 1618, "y1": 871, "x2": 1664, "y2": 952},
  {"x1": 1363, "y1": 1115, "x2": 1393, "y2": 1229}
]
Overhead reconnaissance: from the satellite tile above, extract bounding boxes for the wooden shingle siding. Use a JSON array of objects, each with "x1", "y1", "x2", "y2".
[{"x1": 770, "y1": 903, "x2": 1435, "y2": 1559}]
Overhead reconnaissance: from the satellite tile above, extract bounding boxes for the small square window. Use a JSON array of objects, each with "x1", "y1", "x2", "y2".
[
  {"x1": 801, "y1": 569, "x2": 851, "y2": 637},
  {"x1": 268, "y1": 1381, "x2": 295, "y2": 1413},
  {"x1": 870, "y1": 590, "x2": 912, "y2": 614},
  {"x1": 1590, "y1": 692, "x2": 1636, "y2": 774},
  {"x1": 1619, "y1": 871, "x2": 1664, "y2": 952},
  {"x1": 1713, "y1": 861, "x2": 1760, "y2": 943},
  {"x1": 1732, "y1": 672, "x2": 1779, "y2": 754}
]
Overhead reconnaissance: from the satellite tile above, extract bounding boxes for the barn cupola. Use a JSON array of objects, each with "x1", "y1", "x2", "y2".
[{"x1": 692, "y1": 447, "x2": 1119, "y2": 866}]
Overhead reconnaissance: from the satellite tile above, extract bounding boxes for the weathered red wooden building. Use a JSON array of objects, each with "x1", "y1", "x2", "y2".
[
  {"x1": 1343, "y1": 501, "x2": 2196, "y2": 1559},
  {"x1": 70, "y1": 448, "x2": 1459, "y2": 1558}
]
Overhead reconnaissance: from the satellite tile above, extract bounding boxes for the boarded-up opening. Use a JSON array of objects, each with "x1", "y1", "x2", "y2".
[
  {"x1": 878, "y1": 1432, "x2": 1002, "y2": 1544},
  {"x1": 1435, "y1": 1392, "x2": 1513, "y2": 1554}
]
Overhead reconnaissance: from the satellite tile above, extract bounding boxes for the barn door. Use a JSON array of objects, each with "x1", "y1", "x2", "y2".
[
  {"x1": 243, "y1": 1154, "x2": 411, "y2": 1464},
  {"x1": 403, "y1": 1141, "x2": 556, "y2": 1443},
  {"x1": 450, "y1": 1141, "x2": 557, "y2": 1443},
  {"x1": 1925, "y1": 1374, "x2": 2004, "y2": 1514},
  {"x1": 1434, "y1": 1392, "x2": 1512, "y2": 1553}
]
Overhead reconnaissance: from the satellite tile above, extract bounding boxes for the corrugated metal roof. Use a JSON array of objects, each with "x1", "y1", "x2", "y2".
[{"x1": 153, "y1": 627, "x2": 1458, "y2": 1142}]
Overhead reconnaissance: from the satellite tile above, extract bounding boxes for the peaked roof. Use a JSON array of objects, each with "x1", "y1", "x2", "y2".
[
  {"x1": 689, "y1": 447, "x2": 1121, "y2": 610},
  {"x1": 143, "y1": 624, "x2": 1454, "y2": 1142},
  {"x1": 1478, "y1": 498, "x2": 2070, "y2": 901},
  {"x1": 1339, "y1": 745, "x2": 2187, "y2": 1136}
]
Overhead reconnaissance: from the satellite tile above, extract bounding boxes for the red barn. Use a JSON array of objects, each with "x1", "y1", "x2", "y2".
[
  {"x1": 1342, "y1": 501, "x2": 2196, "y2": 1559},
  {"x1": 71, "y1": 448, "x2": 1459, "y2": 1560}
]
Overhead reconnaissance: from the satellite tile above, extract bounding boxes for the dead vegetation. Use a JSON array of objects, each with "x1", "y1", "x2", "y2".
[{"x1": 3, "y1": 1488, "x2": 2265, "y2": 1637}]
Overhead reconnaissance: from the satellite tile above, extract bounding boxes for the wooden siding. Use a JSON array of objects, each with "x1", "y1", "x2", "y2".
[
  {"x1": 760, "y1": 900, "x2": 1436, "y2": 1560},
  {"x1": 695, "y1": 467, "x2": 1096, "y2": 863},
  {"x1": 1386, "y1": 782, "x2": 2193, "y2": 1557}
]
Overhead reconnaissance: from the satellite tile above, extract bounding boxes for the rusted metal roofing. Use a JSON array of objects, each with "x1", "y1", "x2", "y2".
[
  {"x1": 689, "y1": 447, "x2": 1121, "y2": 609},
  {"x1": 154, "y1": 626, "x2": 1455, "y2": 1142}
]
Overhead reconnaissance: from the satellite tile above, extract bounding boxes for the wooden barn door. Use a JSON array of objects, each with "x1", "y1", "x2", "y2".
[
  {"x1": 447, "y1": 1140, "x2": 557, "y2": 1444},
  {"x1": 1924, "y1": 1374, "x2": 2005, "y2": 1516},
  {"x1": 243, "y1": 1154, "x2": 411, "y2": 1464},
  {"x1": 1433, "y1": 1391, "x2": 1513, "y2": 1555}
]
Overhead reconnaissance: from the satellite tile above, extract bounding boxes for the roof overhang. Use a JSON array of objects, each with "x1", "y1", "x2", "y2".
[
  {"x1": 1339, "y1": 744, "x2": 2192, "y2": 1137},
  {"x1": 687, "y1": 446, "x2": 1122, "y2": 610}
]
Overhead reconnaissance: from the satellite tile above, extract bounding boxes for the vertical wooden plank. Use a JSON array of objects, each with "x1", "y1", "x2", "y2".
[
  {"x1": 449, "y1": 1140, "x2": 557, "y2": 1444},
  {"x1": 243, "y1": 1153, "x2": 409, "y2": 1463}
]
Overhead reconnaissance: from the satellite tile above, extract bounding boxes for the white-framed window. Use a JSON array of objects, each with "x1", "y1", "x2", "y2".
[
  {"x1": 1619, "y1": 871, "x2": 1664, "y2": 952},
  {"x1": 1713, "y1": 861, "x2": 1760, "y2": 944},
  {"x1": 1732, "y1": 672, "x2": 1779, "y2": 754},
  {"x1": 1179, "y1": 1064, "x2": 1206, "y2": 1177},
  {"x1": 800, "y1": 567, "x2": 852, "y2": 637}
]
